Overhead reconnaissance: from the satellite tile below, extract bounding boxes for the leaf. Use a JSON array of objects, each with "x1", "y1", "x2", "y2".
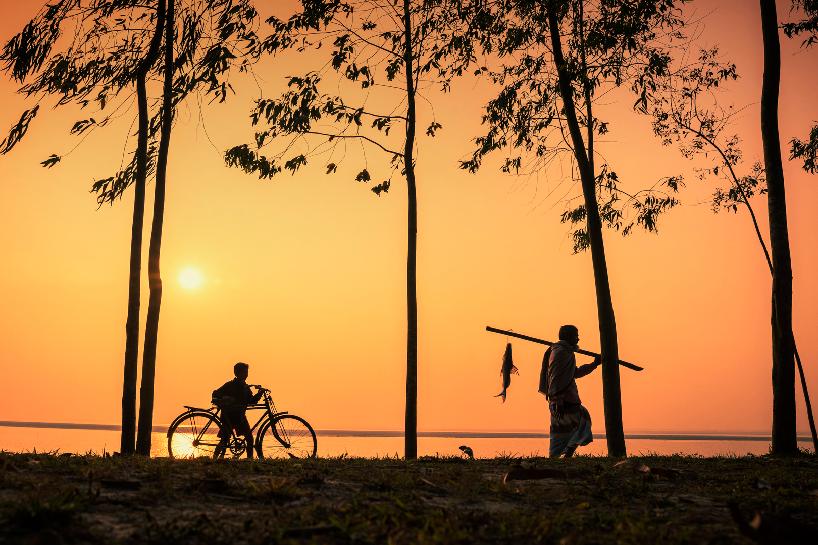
[
  {"x1": 326, "y1": 163, "x2": 337, "y2": 174},
  {"x1": 224, "y1": 145, "x2": 281, "y2": 179},
  {"x1": 355, "y1": 169, "x2": 370, "y2": 182},
  {"x1": 41, "y1": 154, "x2": 61, "y2": 168},
  {"x1": 284, "y1": 154, "x2": 307, "y2": 173},
  {"x1": 0, "y1": 106, "x2": 39, "y2": 155},
  {"x1": 426, "y1": 121, "x2": 443, "y2": 137},
  {"x1": 70, "y1": 118, "x2": 96, "y2": 135},
  {"x1": 371, "y1": 180, "x2": 390, "y2": 195}
]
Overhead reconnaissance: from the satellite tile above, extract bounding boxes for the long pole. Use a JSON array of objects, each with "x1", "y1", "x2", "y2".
[{"x1": 486, "y1": 326, "x2": 644, "y2": 372}]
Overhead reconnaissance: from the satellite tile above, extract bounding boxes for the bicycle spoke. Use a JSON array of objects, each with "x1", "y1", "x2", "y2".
[
  {"x1": 168, "y1": 413, "x2": 222, "y2": 459},
  {"x1": 258, "y1": 415, "x2": 316, "y2": 459}
]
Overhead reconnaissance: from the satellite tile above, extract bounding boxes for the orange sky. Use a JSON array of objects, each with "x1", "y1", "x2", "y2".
[{"x1": 0, "y1": 0, "x2": 816, "y2": 437}]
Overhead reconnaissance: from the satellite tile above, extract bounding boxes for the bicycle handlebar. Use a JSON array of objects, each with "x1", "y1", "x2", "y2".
[{"x1": 249, "y1": 384, "x2": 270, "y2": 392}]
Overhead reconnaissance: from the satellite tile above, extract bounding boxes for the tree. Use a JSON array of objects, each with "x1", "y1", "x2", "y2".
[
  {"x1": 459, "y1": 0, "x2": 685, "y2": 456},
  {"x1": 1, "y1": 0, "x2": 260, "y2": 455},
  {"x1": 135, "y1": 0, "x2": 175, "y2": 455},
  {"x1": 127, "y1": 0, "x2": 167, "y2": 455},
  {"x1": 648, "y1": 47, "x2": 818, "y2": 453},
  {"x1": 759, "y1": 0, "x2": 797, "y2": 455},
  {"x1": 226, "y1": 0, "x2": 460, "y2": 459}
]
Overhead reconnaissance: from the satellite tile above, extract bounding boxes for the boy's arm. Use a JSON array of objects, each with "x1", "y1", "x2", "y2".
[
  {"x1": 212, "y1": 381, "x2": 239, "y2": 406},
  {"x1": 212, "y1": 381, "x2": 229, "y2": 400},
  {"x1": 249, "y1": 387, "x2": 263, "y2": 404},
  {"x1": 252, "y1": 390, "x2": 263, "y2": 403}
]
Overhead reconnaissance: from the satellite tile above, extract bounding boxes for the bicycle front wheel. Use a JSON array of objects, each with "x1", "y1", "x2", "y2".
[
  {"x1": 167, "y1": 411, "x2": 223, "y2": 459},
  {"x1": 257, "y1": 415, "x2": 317, "y2": 459}
]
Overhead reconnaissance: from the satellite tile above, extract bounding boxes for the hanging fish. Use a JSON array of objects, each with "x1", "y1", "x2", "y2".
[{"x1": 494, "y1": 343, "x2": 519, "y2": 402}]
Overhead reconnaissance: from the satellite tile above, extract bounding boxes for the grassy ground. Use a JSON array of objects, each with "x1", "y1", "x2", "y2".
[{"x1": 0, "y1": 452, "x2": 817, "y2": 545}]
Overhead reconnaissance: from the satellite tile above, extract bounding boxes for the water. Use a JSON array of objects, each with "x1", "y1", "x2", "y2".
[{"x1": 0, "y1": 423, "x2": 813, "y2": 457}]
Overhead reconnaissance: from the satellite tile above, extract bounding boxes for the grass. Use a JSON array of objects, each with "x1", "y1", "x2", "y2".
[{"x1": 0, "y1": 452, "x2": 816, "y2": 544}]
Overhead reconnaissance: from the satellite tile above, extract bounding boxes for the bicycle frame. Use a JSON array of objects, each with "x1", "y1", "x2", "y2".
[
  {"x1": 169, "y1": 388, "x2": 290, "y2": 454},
  {"x1": 233, "y1": 389, "x2": 289, "y2": 437}
]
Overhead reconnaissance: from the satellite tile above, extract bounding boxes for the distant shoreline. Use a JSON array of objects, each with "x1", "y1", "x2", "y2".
[{"x1": 0, "y1": 420, "x2": 811, "y2": 442}]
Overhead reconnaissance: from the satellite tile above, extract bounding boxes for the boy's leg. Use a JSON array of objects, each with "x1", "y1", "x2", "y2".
[
  {"x1": 215, "y1": 411, "x2": 236, "y2": 459},
  {"x1": 214, "y1": 428, "x2": 229, "y2": 459},
  {"x1": 562, "y1": 445, "x2": 577, "y2": 458},
  {"x1": 237, "y1": 415, "x2": 254, "y2": 459}
]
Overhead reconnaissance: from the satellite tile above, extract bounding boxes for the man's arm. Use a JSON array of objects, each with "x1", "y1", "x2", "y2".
[
  {"x1": 575, "y1": 356, "x2": 601, "y2": 379},
  {"x1": 538, "y1": 348, "x2": 552, "y2": 395}
]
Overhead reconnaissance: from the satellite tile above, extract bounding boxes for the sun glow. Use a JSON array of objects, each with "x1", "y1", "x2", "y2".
[{"x1": 178, "y1": 266, "x2": 204, "y2": 290}]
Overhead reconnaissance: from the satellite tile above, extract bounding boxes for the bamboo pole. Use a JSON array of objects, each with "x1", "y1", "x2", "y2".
[{"x1": 486, "y1": 326, "x2": 644, "y2": 371}]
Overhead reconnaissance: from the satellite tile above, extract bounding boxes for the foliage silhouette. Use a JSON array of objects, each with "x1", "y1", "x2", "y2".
[
  {"x1": 456, "y1": 0, "x2": 688, "y2": 456},
  {"x1": 648, "y1": 46, "x2": 818, "y2": 453},
  {"x1": 1, "y1": 0, "x2": 261, "y2": 455},
  {"x1": 784, "y1": 0, "x2": 818, "y2": 174},
  {"x1": 225, "y1": 0, "x2": 464, "y2": 459}
]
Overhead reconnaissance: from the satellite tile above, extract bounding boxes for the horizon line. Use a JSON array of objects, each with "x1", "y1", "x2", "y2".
[{"x1": 0, "y1": 420, "x2": 812, "y2": 442}]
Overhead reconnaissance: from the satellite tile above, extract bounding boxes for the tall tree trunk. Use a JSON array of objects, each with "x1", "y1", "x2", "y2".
[
  {"x1": 402, "y1": 0, "x2": 419, "y2": 461},
  {"x1": 547, "y1": 5, "x2": 626, "y2": 457},
  {"x1": 136, "y1": 0, "x2": 175, "y2": 456},
  {"x1": 759, "y1": 0, "x2": 797, "y2": 455},
  {"x1": 121, "y1": 0, "x2": 166, "y2": 456}
]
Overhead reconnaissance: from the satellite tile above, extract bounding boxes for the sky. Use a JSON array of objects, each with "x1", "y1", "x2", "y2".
[{"x1": 0, "y1": 0, "x2": 816, "y2": 438}]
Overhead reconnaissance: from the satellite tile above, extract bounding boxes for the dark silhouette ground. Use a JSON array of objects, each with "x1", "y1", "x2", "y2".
[{"x1": 0, "y1": 452, "x2": 816, "y2": 544}]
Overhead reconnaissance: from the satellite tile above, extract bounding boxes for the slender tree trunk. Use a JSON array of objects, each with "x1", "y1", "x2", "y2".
[
  {"x1": 121, "y1": 0, "x2": 166, "y2": 455},
  {"x1": 795, "y1": 346, "x2": 818, "y2": 452},
  {"x1": 682, "y1": 125, "x2": 817, "y2": 452},
  {"x1": 136, "y1": 0, "x2": 175, "y2": 456},
  {"x1": 402, "y1": 0, "x2": 419, "y2": 461},
  {"x1": 759, "y1": 0, "x2": 797, "y2": 455},
  {"x1": 547, "y1": 5, "x2": 626, "y2": 457}
]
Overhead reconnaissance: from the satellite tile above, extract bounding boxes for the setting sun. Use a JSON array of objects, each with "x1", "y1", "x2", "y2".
[{"x1": 178, "y1": 267, "x2": 204, "y2": 290}]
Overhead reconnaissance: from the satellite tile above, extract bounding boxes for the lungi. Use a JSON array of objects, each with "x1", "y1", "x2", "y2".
[{"x1": 548, "y1": 403, "x2": 593, "y2": 457}]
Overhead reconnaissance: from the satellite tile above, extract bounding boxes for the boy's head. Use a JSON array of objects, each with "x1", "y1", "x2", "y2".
[{"x1": 233, "y1": 361, "x2": 249, "y2": 381}]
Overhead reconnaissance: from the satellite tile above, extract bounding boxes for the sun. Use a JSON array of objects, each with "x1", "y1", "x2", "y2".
[{"x1": 178, "y1": 266, "x2": 204, "y2": 290}]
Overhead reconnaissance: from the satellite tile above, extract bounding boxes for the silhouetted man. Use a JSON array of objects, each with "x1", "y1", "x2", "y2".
[
  {"x1": 212, "y1": 362, "x2": 262, "y2": 459},
  {"x1": 538, "y1": 325, "x2": 600, "y2": 458}
]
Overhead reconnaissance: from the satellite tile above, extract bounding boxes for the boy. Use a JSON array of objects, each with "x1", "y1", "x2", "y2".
[{"x1": 212, "y1": 362, "x2": 263, "y2": 459}]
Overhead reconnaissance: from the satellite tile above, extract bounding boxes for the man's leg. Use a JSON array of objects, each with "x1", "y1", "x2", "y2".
[
  {"x1": 549, "y1": 434, "x2": 569, "y2": 458},
  {"x1": 563, "y1": 407, "x2": 593, "y2": 458}
]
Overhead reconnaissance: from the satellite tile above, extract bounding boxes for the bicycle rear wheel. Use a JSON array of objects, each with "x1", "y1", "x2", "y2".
[
  {"x1": 167, "y1": 411, "x2": 224, "y2": 459},
  {"x1": 257, "y1": 415, "x2": 317, "y2": 459}
]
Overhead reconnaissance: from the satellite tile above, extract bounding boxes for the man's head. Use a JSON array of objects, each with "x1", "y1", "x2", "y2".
[
  {"x1": 558, "y1": 325, "x2": 579, "y2": 346},
  {"x1": 233, "y1": 362, "x2": 249, "y2": 380}
]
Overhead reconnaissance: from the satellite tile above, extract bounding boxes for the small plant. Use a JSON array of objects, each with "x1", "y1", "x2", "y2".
[{"x1": 10, "y1": 488, "x2": 88, "y2": 529}]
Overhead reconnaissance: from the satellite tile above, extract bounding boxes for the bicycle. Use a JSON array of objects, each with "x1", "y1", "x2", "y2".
[{"x1": 166, "y1": 385, "x2": 317, "y2": 459}]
